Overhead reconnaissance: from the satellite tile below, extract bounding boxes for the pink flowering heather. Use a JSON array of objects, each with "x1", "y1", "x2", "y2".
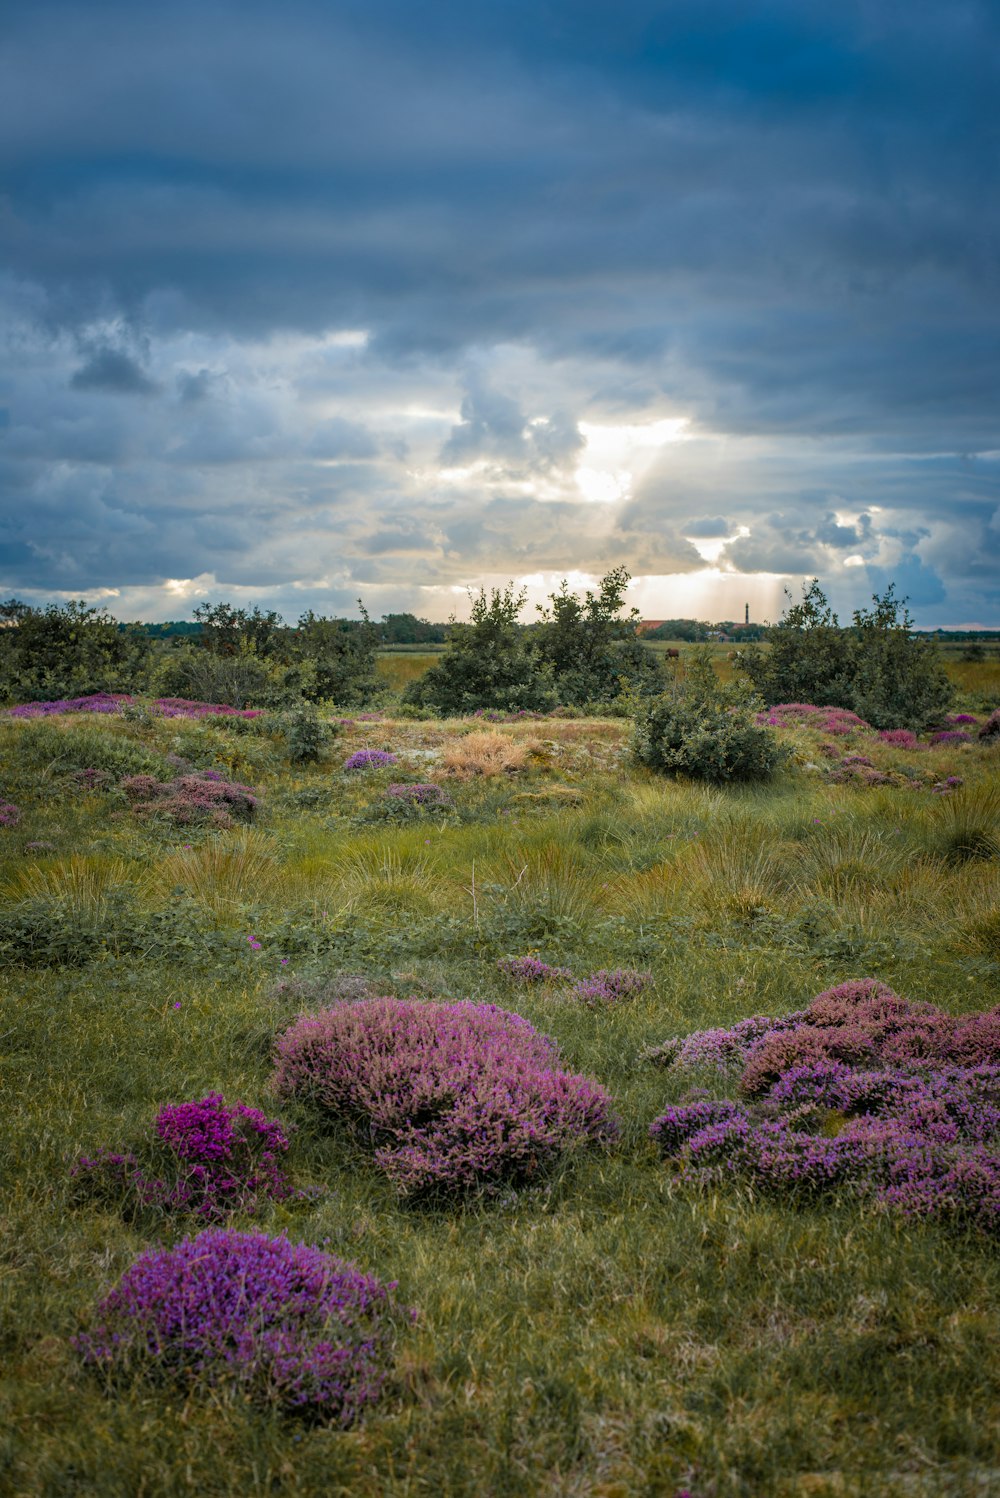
[
  {"x1": 929, "y1": 730, "x2": 972, "y2": 745},
  {"x1": 497, "y1": 955, "x2": 573, "y2": 984},
  {"x1": 344, "y1": 749, "x2": 397, "y2": 770},
  {"x1": 878, "y1": 728, "x2": 920, "y2": 749},
  {"x1": 650, "y1": 984, "x2": 1000, "y2": 1233},
  {"x1": 74, "y1": 1229, "x2": 412, "y2": 1422},
  {"x1": 273, "y1": 997, "x2": 618, "y2": 1198},
  {"x1": 7, "y1": 694, "x2": 262, "y2": 719},
  {"x1": 758, "y1": 704, "x2": 870, "y2": 735},
  {"x1": 0, "y1": 801, "x2": 21, "y2": 827},
  {"x1": 121, "y1": 770, "x2": 259, "y2": 827},
  {"x1": 571, "y1": 968, "x2": 653, "y2": 1006},
  {"x1": 72, "y1": 1094, "x2": 292, "y2": 1221}
]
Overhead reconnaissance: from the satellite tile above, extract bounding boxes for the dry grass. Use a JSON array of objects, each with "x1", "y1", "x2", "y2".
[{"x1": 441, "y1": 730, "x2": 538, "y2": 778}]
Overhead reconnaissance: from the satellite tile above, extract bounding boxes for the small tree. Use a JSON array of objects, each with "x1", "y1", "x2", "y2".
[
  {"x1": 533, "y1": 567, "x2": 664, "y2": 706},
  {"x1": 293, "y1": 606, "x2": 379, "y2": 706},
  {"x1": 847, "y1": 586, "x2": 952, "y2": 730},
  {"x1": 403, "y1": 585, "x2": 554, "y2": 715},
  {"x1": 633, "y1": 647, "x2": 786, "y2": 783},
  {"x1": 738, "y1": 580, "x2": 853, "y2": 709},
  {"x1": 0, "y1": 599, "x2": 146, "y2": 702}
]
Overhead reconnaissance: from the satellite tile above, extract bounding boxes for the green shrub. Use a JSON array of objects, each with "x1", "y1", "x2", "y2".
[
  {"x1": 279, "y1": 703, "x2": 335, "y2": 764},
  {"x1": 633, "y1": 649, "x2": 786, "y2": 784},
  {"x1": 403, "y1": 585, "x2": 554, "y2": 715},
  {"x1": 2, "y1": 721, "x2": 171, "y2": 785}
]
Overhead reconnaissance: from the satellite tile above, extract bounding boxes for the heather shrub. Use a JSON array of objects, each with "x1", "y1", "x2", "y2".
[
  {"x1": 75, "y1": 1229, "x2": 411, "y2": 1423},
  {"x1": 0, "y1": 801, "x2": 20, "y2": 827},
  {"x1": 497, "y1": 955, "x2": 573, "y2": 984},
  {"x1": 5, "y1": 720, "x2": 171, "y2": 783},
  {"x1": 121, "y1": 769, "x2": 260, "y2": 827},
  {"x1": 272, "y1": 997, "x2": 617, "y2": 1198},
  {"x1": 344, "y1": 749, "x2": 397, "y2": 771},
  {"x1": 72, "y1": 1094, "x2": 293, "y2": 1221},
  {"x1": 571, "y1": 968, "x2": 653, "y2": 1006},
  {"x1": 650, "y1": 981, "x2": 1000, "y2": 1231}
]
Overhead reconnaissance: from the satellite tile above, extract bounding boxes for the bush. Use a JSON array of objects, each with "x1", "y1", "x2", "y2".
[
  {"x1": 532, "y1": 568, "x2": 665, "y2": 706},
  {"x1": 633, "y1": 649, "x2": 786, "y2": 784},
  {"x1": 121, "y1": 770, "x2": 260, "y2": 827},
  {"x1": 739, "y1": 580, "x2": 953, "y2": 730},
  {"x1": 0, "y1": 599, "x2": 148, "y2": 702},
  {"x1": 72, "y1": 1094, "x2": 292, "y2": 1221},
  {"x1": 272, "y1": 997, "x2": 618, "y2": 1198},
  {"x1": 280, "y1": 703, "x2": 334, "y2": 764},
  {"x1": 75, "y1": 1229, "x2": 411, "y2": 1423}
]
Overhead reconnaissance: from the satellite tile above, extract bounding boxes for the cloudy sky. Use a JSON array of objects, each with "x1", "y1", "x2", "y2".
[{"x1": 2, "y1": 0, "x2": 998, "y2": 625}]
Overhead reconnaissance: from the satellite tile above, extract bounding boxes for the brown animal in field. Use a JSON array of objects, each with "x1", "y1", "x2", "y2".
[{"x1": 665, "y1": 648, "x2": 680, "y2": 659}]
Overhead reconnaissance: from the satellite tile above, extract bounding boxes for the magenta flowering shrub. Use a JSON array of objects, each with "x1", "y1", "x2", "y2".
[
  {"x1": 72, "y1": 1094, "x2": 292, "y2": 1221},
  {"x1": 121, "y1": 769, "x2": 259, "y2": 826},
  {"x1": 273, "y1": 997, "x2": 618, "y2": 1198},
  {"x1": 497, "y1": 955, "x2": 573, "y2": 984},
  {"x1": 929, "y1": 730, "x2": 972, "y2": 745},
  {"x1": 8, "y1": 694, "x2": 262, "y2": 719},
  {"x1": 650, "y1": 981, "x2": 1000, "y2": 1233},
  {"x1": 74, "y1": 1229, "x2": 411, "y2": 1422},
  {"x1": 757, "y1": 703, "x2": 870, "y2": 735},
  {"x1": 344, "y1": 749, "x2": 397, "y2": 770},
  {"x1": 878, "y1": 728, "x2": 920, "y2": 749},
  {"x1": 571, "y1": 968, "x2": 653, "y2": 1006},
  {"x1": 0, "y1": 801, "x2": 21, "y2": 827}
]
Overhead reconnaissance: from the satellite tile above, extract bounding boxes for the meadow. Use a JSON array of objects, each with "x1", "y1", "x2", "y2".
[{"x1": 1, "y1": 687, "x2": 999, "y2": 1497}]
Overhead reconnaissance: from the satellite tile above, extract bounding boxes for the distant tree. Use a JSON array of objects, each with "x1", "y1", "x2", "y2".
[
  {"x1": 642, "y1": 618, "x2": 711, "y2": 643},
  {"x1": 737, "y1": 579, "x2": 953, "y2": 729},
  {"x1": 379, "y1": 612, "x2": 448, "y2": 645},
  {"x1": 293, "y1": 605, "x2": 379, "y2": 705},
  {"x1": 532, "y1": 567, "x2": 664, "y2": 706},
  {"x1": 848, "y1": 585, "x2": 952, "y2": 730},
  {"x1": 738, "y1": 580, "x2": 853, "y2": 709},
  {"x1": 0, "y1": 599, "x2": 147, "y2": 702},
  {"x1": 403, "y1": 584, "x2": 553, "y2": 714},
  {"x1": 192, "y1": 602, "x2": 285, "y2": 658}
]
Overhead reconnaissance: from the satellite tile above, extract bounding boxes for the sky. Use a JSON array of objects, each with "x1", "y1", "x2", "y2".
[{"x1": 1, "y1": 0, "x2": 998, "y2": 627}]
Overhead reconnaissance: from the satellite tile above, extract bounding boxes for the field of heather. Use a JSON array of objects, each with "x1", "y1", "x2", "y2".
[{"x1": 2, "y1": 695, "x2": 1000, "y2": 1497}]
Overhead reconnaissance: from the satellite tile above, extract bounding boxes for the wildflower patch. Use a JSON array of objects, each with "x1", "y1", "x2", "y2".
[{"x1": 649, "y1": 980, "x2": 1000, "y2": 1234}]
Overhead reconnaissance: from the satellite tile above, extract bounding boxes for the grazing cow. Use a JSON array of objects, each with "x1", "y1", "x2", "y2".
[{"x1": 666, "y1": 648, "x2": 680, "y2": 659}]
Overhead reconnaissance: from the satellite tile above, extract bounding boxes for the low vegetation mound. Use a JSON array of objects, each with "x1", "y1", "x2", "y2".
[
  {"x1": 74, "y1": 1229, "x2": 410, "y2": 1423},
  {"x1": 649, "y1": 980, "x2": 1000, "y2": 1234},
  {"x1": 121, "y1": 769, "x2": 260, "y2": 826},
  {"x1": 72, "y1": 1094, "x2": 292, "y2": 1222},
  {"x1": 8, "y1": 694, "x2": 263, "y2": 719},
  {"x1": 272, "y1": 997, "x2": 617, "y2": 1198}
]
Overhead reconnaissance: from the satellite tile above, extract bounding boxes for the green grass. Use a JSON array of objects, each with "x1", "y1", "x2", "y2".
[{"x1": 1, "y1": 707, "x2": 999, "y2": 1495}]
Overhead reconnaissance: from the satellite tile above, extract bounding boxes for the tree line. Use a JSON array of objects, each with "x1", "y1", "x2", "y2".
[{"x1": 0, "y1": 574, "x2": 955, "y2": 728}]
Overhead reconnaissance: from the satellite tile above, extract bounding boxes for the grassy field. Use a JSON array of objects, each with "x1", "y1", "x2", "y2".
[{"x1": 1, "y1": 702, "x2": 999, "y2": 1496}]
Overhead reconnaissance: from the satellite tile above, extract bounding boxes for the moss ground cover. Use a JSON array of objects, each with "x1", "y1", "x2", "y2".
[{"x1": 1, "y1": 699, "x2": 999, "y2": 1495}]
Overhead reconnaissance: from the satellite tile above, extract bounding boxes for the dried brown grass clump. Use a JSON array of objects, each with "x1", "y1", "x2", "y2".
[{"x1": 442, "y1": 731, "x2": 537, "y2": 778}]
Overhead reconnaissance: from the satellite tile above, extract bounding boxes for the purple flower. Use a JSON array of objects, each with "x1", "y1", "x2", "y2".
[
  {"x1": 571, "y1": 968, "x2": 653, "y2": 1006},
  {"x1": 344, "y1": 749, "x2": 397, "y2": 771},
  {"x1": 497, "y1": 955, "x2": 573, "y2": 984},
  {"x1": 0, "y1": 801, "x2": 21, "y2": 827},
  {"x1": 74, "y1": 1229, "x2": 412, "y2": 1423}
]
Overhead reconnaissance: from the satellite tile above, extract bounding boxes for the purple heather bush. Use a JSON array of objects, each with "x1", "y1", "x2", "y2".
[
  {"x1": 273, "y1": 997, "x2": 617, "y2": 1198},
  {"x1": 497, "y1": 955, "x2": 573, "y2": 984},
  {"x1": 650, "y1": 980, "x2": 1000, "y2": 1232},
  {"x1": 878, "y1": 728, "x2": 920, "y2": 749},
  {"x1": 0, "y1": 801, "x2": 21, "y2": 827},
  {"x1": 344, "y1": 749, "x2": 397, "y2": 771},
  {"x1": 121, "y1": 770, "x2": 259, "y2": 827},
  {"x1": 72, "y1": 1094, "x2": 292, "y2": 1221},
  {"x1": 929, "y1": 730, "x2": 972, "y2": 745},
  {"x1": 75, "y1": 1229, "x2": 411, "y2": 1423},
  {"x1": 571, "y1": 968, "x2": 653, "y2": 1006},
  {"x1": 8, "y1": 694, "x2": 262, "y2": 719},
  {"x1": 758, "y1": 704, "x2": 870, "y2": 736}
]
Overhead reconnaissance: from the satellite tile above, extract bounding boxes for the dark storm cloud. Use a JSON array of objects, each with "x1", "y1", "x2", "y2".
[
  {"x1": 70, "y1": 347, "x2": 157, "y2": 395},
  {"x1": 0, "y1": 0, "x2": 998, "y2": 618}
]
